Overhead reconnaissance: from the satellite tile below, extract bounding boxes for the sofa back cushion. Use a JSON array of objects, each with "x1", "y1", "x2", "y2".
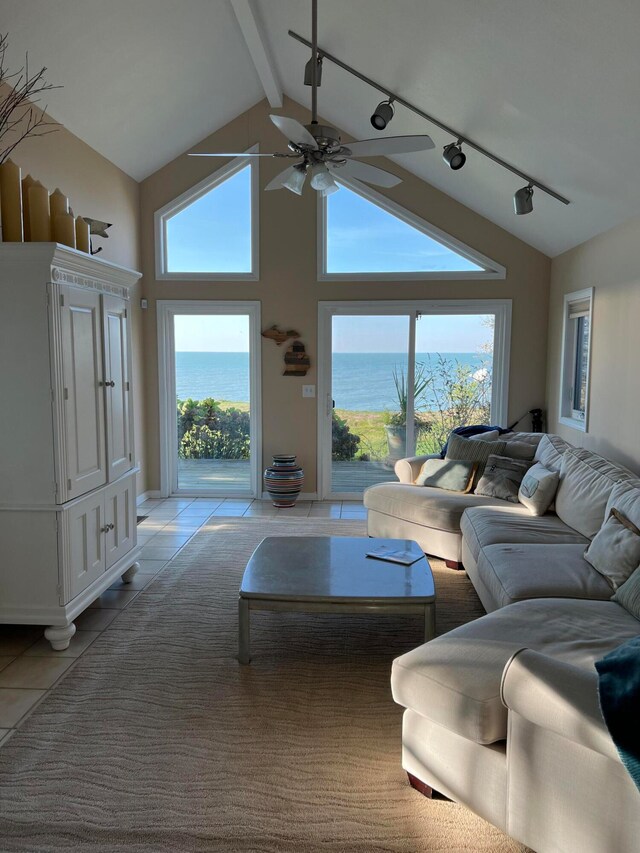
[
  {"x1": 613, "y1": 565, "x2": 640, "y2": 621},
  {"x1": 533, "y1": 434, "x2": 572, "y2": 472},
  {"x1": 555, "y1": 449, "x2": 638, "y2": 539}
]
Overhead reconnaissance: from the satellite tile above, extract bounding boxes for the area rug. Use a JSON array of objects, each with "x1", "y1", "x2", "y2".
[{"x1": 0, "y1": 518, "x2": 527, "y2": 852}]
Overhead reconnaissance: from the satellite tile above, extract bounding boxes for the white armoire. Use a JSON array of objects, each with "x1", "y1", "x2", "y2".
[{"x1": 0, "y1": 243, "x2": 142, "y2": 650}]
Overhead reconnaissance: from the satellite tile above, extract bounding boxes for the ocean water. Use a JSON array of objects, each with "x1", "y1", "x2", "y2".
[{"x1": 175, "y1": 351, "x2": 489, "y2": 411}]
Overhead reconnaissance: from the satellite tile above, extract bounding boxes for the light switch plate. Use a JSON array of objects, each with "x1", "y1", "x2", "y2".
[{"x1": 302, "y1": 385, "x2": 316, "y2": 398}]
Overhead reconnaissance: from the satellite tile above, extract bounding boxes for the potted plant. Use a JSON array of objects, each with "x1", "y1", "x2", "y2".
[{"x1": 384, "y1": 363, "x2": 430, "y2": 460}]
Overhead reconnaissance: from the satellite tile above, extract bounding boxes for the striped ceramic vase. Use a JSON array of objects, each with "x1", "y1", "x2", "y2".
[{"x1": 264, "y1": 455, "x2": 304, "y2": 507}]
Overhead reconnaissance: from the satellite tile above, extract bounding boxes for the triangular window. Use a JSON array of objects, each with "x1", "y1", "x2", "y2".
[
  {"x1": 319, "y1": 178, "x2": 504, "y2": 280},
  {"x1": 155, "y1": 152, "x2": 257, "y2": 279}
]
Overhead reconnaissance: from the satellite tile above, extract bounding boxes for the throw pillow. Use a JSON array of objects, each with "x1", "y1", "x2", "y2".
[
  {"x1": 469, "y1": 429, "x2": 500, "y2": 442},
  {"x1": 612, "y1": 565, "x2": 640, "y2": 621},
  {"x1": 415, "y1": 458, "x2": 477, "y2": 492},
  {"x1": 445, "y1": 433, "x2": 507, "y2": 489},
  {"x1": 475, "y1": 454, "x2": 533, "y2": 503},
  {"x1": 502, "y1": 441, "x2": 537, "y2": 461},
  {"x1": 518, "y1": 463, "x2": 560, "y2": 516},
  {"x1": 584, "y1": 508, "x2": 640, "y2": 590}
]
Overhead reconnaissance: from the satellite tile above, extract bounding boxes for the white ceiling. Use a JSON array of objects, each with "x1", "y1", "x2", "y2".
[{"x1": 4, "y1": 0, "x2": 640, "y2": 256}]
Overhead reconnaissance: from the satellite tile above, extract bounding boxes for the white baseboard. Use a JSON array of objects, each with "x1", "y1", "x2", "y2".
[
  {"x1": 261, "y1": 491, "x2": 318, "y2": 501},
  {"x1": 137, "y1": 490, "x2": 162, "y2": 504}
]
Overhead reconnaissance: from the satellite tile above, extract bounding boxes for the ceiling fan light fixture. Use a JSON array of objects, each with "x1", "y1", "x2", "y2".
[
  {"x1": 514, "y1": 183, "x2": 534, "y2": 215},
  {"x1": 309, "y1": 163, "x2": 337, "y2": 193},
  {"x1": 443, "y1": 140, "x2": 466, "y2": 170},
  {"x1": 370, "y1": 99, "x2": 394, "y2": 131},
  {"x1": 282, "y1": 164, "x2": 308, "y2": 196},
  {"x1": 304, "y1": 54, "x2": 323, "y2": 86}
]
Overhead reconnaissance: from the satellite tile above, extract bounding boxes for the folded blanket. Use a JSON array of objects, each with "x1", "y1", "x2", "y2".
[{"x1": 595, "y1": 636, "x2": 640, "y2": 792}]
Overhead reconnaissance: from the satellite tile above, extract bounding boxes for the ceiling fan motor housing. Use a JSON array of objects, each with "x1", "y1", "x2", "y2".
[{"x1": 306, "y1": 123, "x2": 341, "y2": 150}]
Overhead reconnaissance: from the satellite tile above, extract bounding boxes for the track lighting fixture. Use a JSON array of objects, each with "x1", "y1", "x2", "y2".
[
  {"x1": 443, "y1": 139, "x2": 466, "y2": 171},
  {"x1": 370, "y1": 99, "x2": 394, "y2": 130},
  {"x1": 282, "y1": 164, "x2": 308, "y2": 196},
  {"x1": 288, "y1": 30, "x2": 571, "y2": 214},
  {"x1": 514, "y1": 184, "x2": 534, "y2": 215},
  {"x1": 304, "y1": 54, "x2": 323, "y2": 86}
]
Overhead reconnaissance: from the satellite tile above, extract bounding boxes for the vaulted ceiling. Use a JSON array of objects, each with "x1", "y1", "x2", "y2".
[{"x1": 4, "y1": 0, "x2": 640, "y2": 256}]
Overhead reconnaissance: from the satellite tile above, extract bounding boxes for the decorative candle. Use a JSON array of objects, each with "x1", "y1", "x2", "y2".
[
  {"x1": 75, "y1": 215, "x2": 90, "y2": 253},
  {"x1": 0, "y1": 159, "x2": 24, "y2": 242},
  {"x1": 28, "y1": 182, "x2": 51, "y2": 241},
  {"x1": 53, "y1": 211, "x2": 76, "y2": 248},
  {"x1": 49, "y1": 187, "x2": 68, "y2": 220},
  {"x1": 21, "y1": 174, "x2": 37, "y2": 240}
]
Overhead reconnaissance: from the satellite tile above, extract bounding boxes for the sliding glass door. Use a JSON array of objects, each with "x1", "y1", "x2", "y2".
[
  {"x1": 157, "y1": 301, "x2": 261, "y2": 497},
  {"x1": 318, "y1": 301, "x2": 510, "y2": 499}
]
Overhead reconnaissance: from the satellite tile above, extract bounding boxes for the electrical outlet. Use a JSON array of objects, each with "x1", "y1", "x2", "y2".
[{"x1": 302, "y1": 385, "x2": 316, "y2": 398}]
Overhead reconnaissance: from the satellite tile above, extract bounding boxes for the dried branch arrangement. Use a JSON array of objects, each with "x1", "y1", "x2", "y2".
[{"x1": 0, "y1": 32, "x2": 60, "y2": 164}]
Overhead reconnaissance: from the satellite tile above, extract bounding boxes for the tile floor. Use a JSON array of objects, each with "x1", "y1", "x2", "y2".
[{"x1": 0, "y1": 498, "x2": 366, "y2": 748}]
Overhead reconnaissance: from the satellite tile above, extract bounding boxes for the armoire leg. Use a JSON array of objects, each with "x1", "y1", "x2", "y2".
[
  {"x1": 121, "y1": 561, "x2": 140, "y2": 583},
  {"x1": 44, "y1": 623, "x2": 76, "y2": 651}
]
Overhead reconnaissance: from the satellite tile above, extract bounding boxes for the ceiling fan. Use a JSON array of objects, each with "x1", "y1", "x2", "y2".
[{"x1": 189, "y1": 0, "x2": 434, "y2": 196}]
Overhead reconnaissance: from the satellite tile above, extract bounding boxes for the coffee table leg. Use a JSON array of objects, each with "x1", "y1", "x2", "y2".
[
  {"x1": 238, "y1": 596, "x2": 251, "y2": 664},
  {"x1": 424, "y1": 603, "x2": 436, "y2": 641}
]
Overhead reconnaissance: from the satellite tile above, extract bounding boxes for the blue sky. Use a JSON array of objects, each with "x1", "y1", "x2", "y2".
[{"x1": 170, "y1": 170, "x2": 488, "y2": 351}]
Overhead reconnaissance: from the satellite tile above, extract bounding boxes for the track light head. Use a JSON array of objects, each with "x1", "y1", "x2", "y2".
[
  {"x1": 370, "y1": 99, "x2": 394, "y2": 130},
  {"x1": 304, "y1": 54, "x2": 323, "y2": 86},
  {"x1": 514, "y1": 183, "x2": 534, "y2": 215},
  {"x1": 443, "y1": 140, "x2": 466, "y2": 170}
]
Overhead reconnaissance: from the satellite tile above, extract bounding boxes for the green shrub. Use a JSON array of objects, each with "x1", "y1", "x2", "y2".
[
  {"x1": 177, "y1": 398, "x2": 250, "y2": 460},
  {"x1": 332, "y1": 411, "x2": 361, "y2": 461}
]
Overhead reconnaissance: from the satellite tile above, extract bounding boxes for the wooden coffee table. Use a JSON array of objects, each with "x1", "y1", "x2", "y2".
[{"x1": 238, "y1": 536, "x2": 435, "y2": 664}]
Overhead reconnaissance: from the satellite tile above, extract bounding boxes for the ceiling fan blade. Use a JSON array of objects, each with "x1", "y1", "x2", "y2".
[
  {"x1": 344, "y1": 135, "x2": 434, "y2": 158},
  {"x1": 270, "y1": 115, "x2": 318, "y2": 149},
  {"x1": 188, "y1": 152, "x2": 283, "y2": 157},
  {"x1": 265, "y1": 165, "x2": 296, "y2": 191},
  {"x1": 329, "y1": 159, "x2": 402, "y2": 188}
]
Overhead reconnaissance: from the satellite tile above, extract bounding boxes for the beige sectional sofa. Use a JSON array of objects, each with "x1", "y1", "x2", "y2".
[{"x1": 367, "y1": 435, "x2": 640, "y2": 853}]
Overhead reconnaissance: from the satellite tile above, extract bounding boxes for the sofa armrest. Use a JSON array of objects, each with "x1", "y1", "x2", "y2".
[
  {"x1": 501, "y1": 649, "x2": 618, "y2": 762},
  {"x1": 394, "y1": 453, "x2": 440, "y2": 484}
]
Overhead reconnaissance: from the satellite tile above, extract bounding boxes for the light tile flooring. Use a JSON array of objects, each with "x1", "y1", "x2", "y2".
[{"x1": 0, "y1": 497, "x2": 366, "y2": 748}]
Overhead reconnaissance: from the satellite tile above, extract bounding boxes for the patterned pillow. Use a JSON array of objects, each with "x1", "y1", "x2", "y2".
[
  {"x1": 475, "y1": 454, "x2": 533, "y2": 503},
  {"x1": 445, "y1": 433, "x2": 507, "y2": 490}
]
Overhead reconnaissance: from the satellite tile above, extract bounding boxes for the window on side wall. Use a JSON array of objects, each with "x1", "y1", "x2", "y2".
[
  {"x1": 154, "y1": 149, "x2": 258, "y2": 280},
  {"x1": 559, "y1": 288, "x2": 593, "y2": 431}
]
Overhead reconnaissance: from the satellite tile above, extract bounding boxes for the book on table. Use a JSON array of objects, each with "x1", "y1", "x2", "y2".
[{"x1": 366, "y1": 545, "x2": 423, "y2": 566}]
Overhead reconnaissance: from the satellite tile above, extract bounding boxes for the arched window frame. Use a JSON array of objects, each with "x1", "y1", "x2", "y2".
[{"x1": 154, "y1": 145, "x2": 259, "y2": 281}]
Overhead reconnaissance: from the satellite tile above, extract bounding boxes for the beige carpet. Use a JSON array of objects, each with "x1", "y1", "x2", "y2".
[{"x1": 0, "y1": 518, "x2": 527, "y2": 852}]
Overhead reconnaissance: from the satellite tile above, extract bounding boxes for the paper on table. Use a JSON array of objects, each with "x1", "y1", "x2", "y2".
[{"x1": 366, "y1": 545, "x2": 423, "y2": 566}]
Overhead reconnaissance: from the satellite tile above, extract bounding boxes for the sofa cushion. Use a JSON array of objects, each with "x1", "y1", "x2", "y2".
[
  {"x1": 415, "y1": 458, "x2": 476, "y2": 492},
  {"x1": 477, "y1": 543, "x2": 614, "y2": 607},
  {"x1": 534, "y1": 433, "x2": 571, "y2": 472},
  {"x1": 391, "y1": 599, "x2": 640, "y2": 745},
  {"x1": 518, "y1": 462, "x2": 559, "y2": 516},
  {"x1": 445, "y1": 434, "x2": 507, "y2": 488},
  {"x1": 475, "y1": 454, "x2": 532, "y2": 503},
  {"x1": 363, "y1": 483, "x2": 515, "y2": 534},
  {"x1": 555, "y1": 448, "x2": 638, "y2": 539},
  {"x1": 461, "y1": 506, "x2": 587, "y2": 563},
  {"x1": 613, "y1": 564, "x2": 640, "y2": 620}
]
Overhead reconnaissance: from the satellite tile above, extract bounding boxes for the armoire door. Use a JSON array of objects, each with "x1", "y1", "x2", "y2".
[
  {"x1": 104, "y1": 475, "x2": 136, "y2": 569},
  {"x1": 59, "y1": 285, "x2": 107, "y2": 499},
  {"x1": 102, "y1": 295, "x2": 133, "y2": 481},
  {"x1": 65, "y1": 492, "x2": 105, "y2": 600}
]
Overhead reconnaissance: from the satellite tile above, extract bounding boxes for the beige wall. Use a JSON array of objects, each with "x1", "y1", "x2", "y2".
[
  {"x1": 547, "y1": 214, "x2": 640, "y2": 471},
  {"x1": 2, "y1": 101, "x2": 147, "y2": 492},
  {"x1": 140, "y1": 96, "x2": 551, "y2": 495}
]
